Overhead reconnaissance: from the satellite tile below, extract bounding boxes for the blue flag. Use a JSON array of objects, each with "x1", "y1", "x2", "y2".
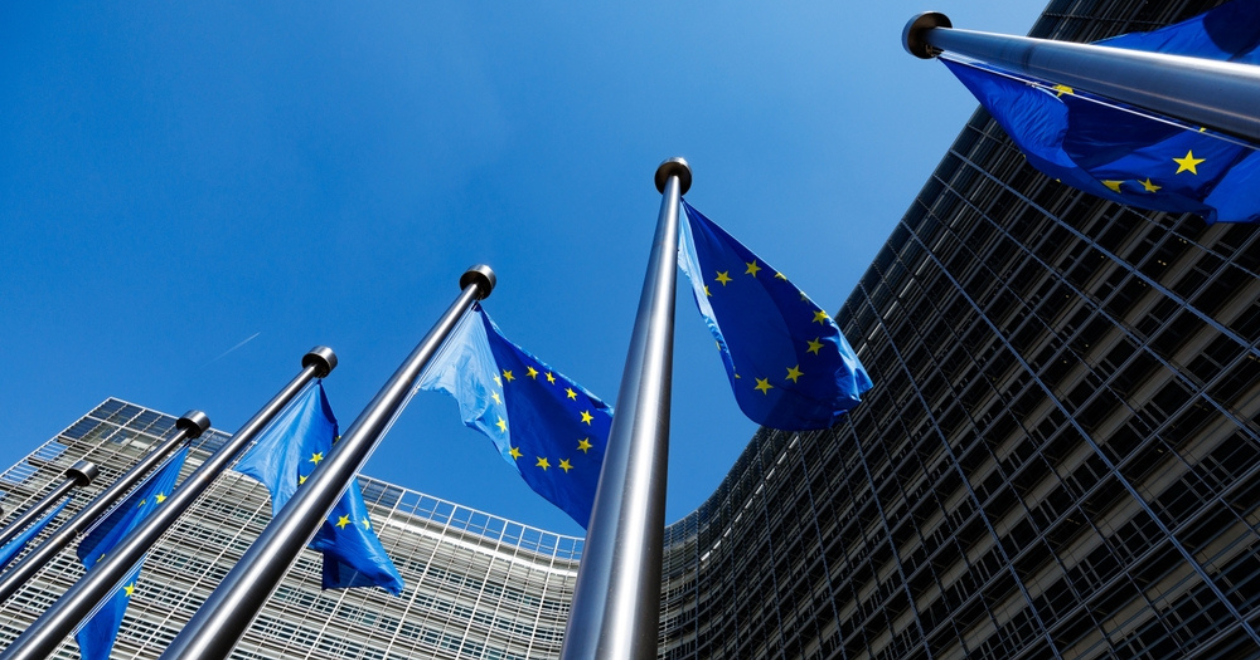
[
  {"x1": 234, "y1": 382, "x2": 404, "y2": 595},
  {"x1": 941, "y1": 0, "x2": 1260, "y2": 224},
  {"x1": 0, "y1": 497, "x2": 69, "y2": 572},
  {"x1": 679, "y1": 201, "x2": 873, "y2": 430},
  {"x1": 75, "y1": 447, "x2": 187, "y2": 660},
  {"x1": 418, "y1": 305, "x2": 612, "y2": 528}
]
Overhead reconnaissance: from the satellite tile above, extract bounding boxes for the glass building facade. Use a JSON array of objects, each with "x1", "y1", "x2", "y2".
[
  {"x1": 657, "y1": 1, "x2": 1260, "y2": 659},
  {"x1": 1, "y1": 1, "x2": 1259, "y2": 659},
  {"x1": 0, "y1": 398, "x2": 582, "y2": 659}
]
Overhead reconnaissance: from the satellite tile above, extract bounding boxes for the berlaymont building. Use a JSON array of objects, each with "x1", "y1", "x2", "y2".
[{"x1": 2, "y1": 0, "x2": 1260, "y2": 658}]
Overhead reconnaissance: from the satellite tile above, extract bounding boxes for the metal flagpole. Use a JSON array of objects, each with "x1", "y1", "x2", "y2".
[
  {"x1": 158, "y1": 265, "x2": 496, "y2": 660},
  {"x1": 559, "y1": 158, "x2": 690, "y2": 660},
  {"x1": 0, "y1": 347, "x2": 336, "y2": 660},
  {"x1": 0, "y1": 461, "x2": 100, "y2": 552},
  {"x1": 0, "y1": 461, "x2": 99, "y2": 550},
  {"x1": 0, "y1": 411, "x2": 210, "y2": 605},
  {"x1": 902, "y1": 12, "x2": 1260, "y2": 144}
]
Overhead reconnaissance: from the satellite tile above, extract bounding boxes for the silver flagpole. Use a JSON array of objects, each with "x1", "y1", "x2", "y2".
[
  {"x1": 0, "y1": 461, "x2": 99, "y2": 550},
  {"x1": 559, "y1": 158, "x2": 690, "y2": 660},
  {"x1": 903, "y1": 12, "x2": 1260, "y2": 143},
  {"x1": 0, "y1": 347, "x2": 336, "y2": 660},
  {"x1": 0, "y1": 411, "x2": 210, "y2": 605},
  {"x1": 159, "y1": 265, "x2": 496, "y2": 660}
]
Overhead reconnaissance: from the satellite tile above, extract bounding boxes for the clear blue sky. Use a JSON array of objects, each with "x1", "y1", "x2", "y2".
[{"x1": 1, "y1": 1, "x2": 1043, "y2": 537}]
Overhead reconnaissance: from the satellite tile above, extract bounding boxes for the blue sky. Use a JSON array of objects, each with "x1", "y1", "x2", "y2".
[{"x1": 1, "y1": 1, "x2": 1042, "y2": 537}]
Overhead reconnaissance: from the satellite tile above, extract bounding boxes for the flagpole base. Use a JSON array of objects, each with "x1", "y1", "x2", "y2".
[{"x1": 903, "y1": 12, "x2": 950, "y2": 58}]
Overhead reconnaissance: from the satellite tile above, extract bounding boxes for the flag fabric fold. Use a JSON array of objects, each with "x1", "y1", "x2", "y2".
[
  {"x1": 234, "y1": 381, "x2": 404, "y2": 595},
  {"x1": 417, "y1": 305, "x2": 612, "y2": 528},
  {"x1": 75, "y1": 447, "x2": 188, "y2": 660},
  {"x1": 939, "y1": 0, "x2": 1260, "y2": 224},
  {"x1": 0, "y1": 497, "x2": 69, "y2": 572},
  {"x1": 678, "y1": 200, "x2": 872, "y2": 431}
]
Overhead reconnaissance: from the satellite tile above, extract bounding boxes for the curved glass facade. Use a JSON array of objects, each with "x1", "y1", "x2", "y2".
[{"x1": 657, "y1": 1, "x2": 1260, "y2": 658}]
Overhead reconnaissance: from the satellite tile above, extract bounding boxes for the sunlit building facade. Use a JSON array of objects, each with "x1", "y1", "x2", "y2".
[
  {"x1": 0, "y1": 398, "x2": 581, "y2": 659},
  {"x1": 655, "y1": 0, "x2": 1260, "y2": 659}
]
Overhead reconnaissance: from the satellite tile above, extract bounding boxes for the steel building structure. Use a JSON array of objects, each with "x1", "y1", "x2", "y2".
[
  {"x1": 656, "y1": 1, "x2": 1260, "y2": 659},
  {"x1": 0, "y1": 398, "x2": 580, "y2": 659},
  {"x1": 1, "y1": 1, "x2": 1259, "y2": 659}
]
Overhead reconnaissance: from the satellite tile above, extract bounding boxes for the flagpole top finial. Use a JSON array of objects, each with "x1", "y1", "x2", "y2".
[
  {"x1": 460, "y1": 264, "x2": 496, "y2": 300},
  {"x1": 176, "y1": 411, "x2": 212, "y2": 439},
  {"x1": 904, "y1": 12, "x2": 950, "y2": 59},
  {"x1": 655, "y1": 158, "x2": 692, "y2": 195},
  {"x1": 65, "y1": 460, "x2": 100, "y2": 487},
  {"x1": 303, "y1": 346, "x2": 338, "y2": 378}
]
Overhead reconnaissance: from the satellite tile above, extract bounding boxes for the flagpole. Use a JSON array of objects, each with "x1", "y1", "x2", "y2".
[
  {"x1": 0, "y1": 461, "x2": 99, "y2": 551},
  {"x1": 158, "y1": 265, "x2": 496, "y2": 660},
  {"x1": 0, "y1": 347, "x2": 336, "y2": 660},
  {"x1": 0, "y1": 412, "x2": 210, "y2": 605},
  {"x1": 560, "y1": 158, "x2": 690, "y2": 660},
  {"x1": 903, "y1": 12, "x2": 1260, "y2": 143}
]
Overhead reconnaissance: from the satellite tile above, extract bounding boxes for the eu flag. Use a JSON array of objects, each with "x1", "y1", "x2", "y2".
[
  {"x1": 234, "y1": 382, "x2": 404, "y2": 595},
  {"x1": 679, "y1": 201, "x2": 873, "y2": 430},
  {"x1": 417, "y1": 305, "x2": 612, "y2": 528},
  {"x1": 0, "y1": 497, "x2": 69, "y2": 572},
  {"x1": 941, "y1": 0, "x2": 1260, "y2": 223},
  {"x1": 75, "y1": 447, "x2": 187, "y2": 660}
]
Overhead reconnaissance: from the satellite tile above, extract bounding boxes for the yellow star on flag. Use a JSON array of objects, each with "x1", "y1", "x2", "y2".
[
  {"x1": 704, "y1": 285, "x2": 712, "y2": 297},
  {"x1": 580, "y1": 410, "x2": 594, "y2": 425},
  {"x1": 337, "y1": 515, "x2": 351, "y2": 529},
  {"x1": 812, "y1": 309, "x2": 829, "y2": 324},
  {"x1": 502, "y1": 370, "x2": 515, "y2": 382},
  {"x1": 138, "y1": 499, "x2": 147, "y2": 508},
  {"x1": 1052, "y1": 83, "x2": 1073, "y2": 97},
  {"x1": 546, "y1": 372, "x2": 556, "y2": 384},
  {"x1": 310, "y1": 452, "x2": 324, "y2": 466},
  {"x1": 536, "y1": 457, "x2": 550, "y2": 471},
  {"x1": 565, "y1": 388, "x2": 578, "y2": 400},
  {"x1": 775, "y1": 272, "x2": 787, "y2": 280},
  {"x1": 1174, "y1": 150, "x2": 1206, "y2": 175},
  {"x1": 1102, "y1": 180, "x2": 1124, "y2": 193},
  {"x1": 156, "y1": 493, "x2": 167, "y2": 503},
  {"x1": 124, "y1": 583, "x2": 136, "y2": 597},
  {"x1": 491, "y1": 392, "x2": 501, "y2": 404},
  {"x1": 1140, "y1": 178, "x2": 1161, "y2": 193},
  {"x1": 362, "y1": 519, "x2": 371, "y2": 530},
  {"x1": 807, "y1": 337, "x2": 824, "y2": 355},
  {"x1": 559, "y1": 459, "x2": 573, "y2": 473},
  {"x1": 526, "y1": 366, "x2": 539, "y2": 379},
  {"x1": 754, "y1": 378, "x2": 774, "y2": 395},
  {"x1": 496, "y1": 417, "x2": 508, "y2": 433},
  {"x1": 509, "y1": 446, "x2": 522, "y2": 460},
  {"x1": 299, "y1": 475, "x2": 307, "y2": 485},
  {"x1": 715, "y1": 271, "x2": 733, "y2": 286},
  {"x1": 785, "y1": 365, "x2": 803, "y2": 383},
  {"x1": 493, "y1": 375, "x2": 502, "y2": 386},
  {"x1": 578, "y1": 438, "x2": 593, "y2": 453},
  {"x1": 745, "y1": 260, "x2": 762, "y2": 277}
]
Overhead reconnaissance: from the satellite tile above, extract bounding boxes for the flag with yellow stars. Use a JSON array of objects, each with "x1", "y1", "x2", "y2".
[
  {"x1": 75, "y1": 446, "x2": 187, "y2": 660},
  {"x1": 679, "y1": 201, "x2": 873, "y2": 430},
  {"x1": 0, "y1": 496, "x2": 68, "y2": 571},
  {"x1": 417, "y1": 305, "x2": 613, "y2": 528},
  {"x1": 234, "y1": 382, "x2": 404, "y2": 595},
  {"x1": 939, "y1": 1, "x2": 1260, "y2": 223}
]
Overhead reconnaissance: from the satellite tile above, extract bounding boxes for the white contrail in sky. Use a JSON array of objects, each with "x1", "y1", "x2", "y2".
[{"x1": 209, "y1": 332, "x2": 261, "y2": 364}]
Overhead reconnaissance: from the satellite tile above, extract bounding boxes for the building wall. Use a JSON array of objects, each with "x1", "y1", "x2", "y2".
[
  {"x1": 656, "y1": 1, "x2": 1260, "y2": 659},
  {"x1": 0, "y1": 398, "x2": 582, "y2": 660}
]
